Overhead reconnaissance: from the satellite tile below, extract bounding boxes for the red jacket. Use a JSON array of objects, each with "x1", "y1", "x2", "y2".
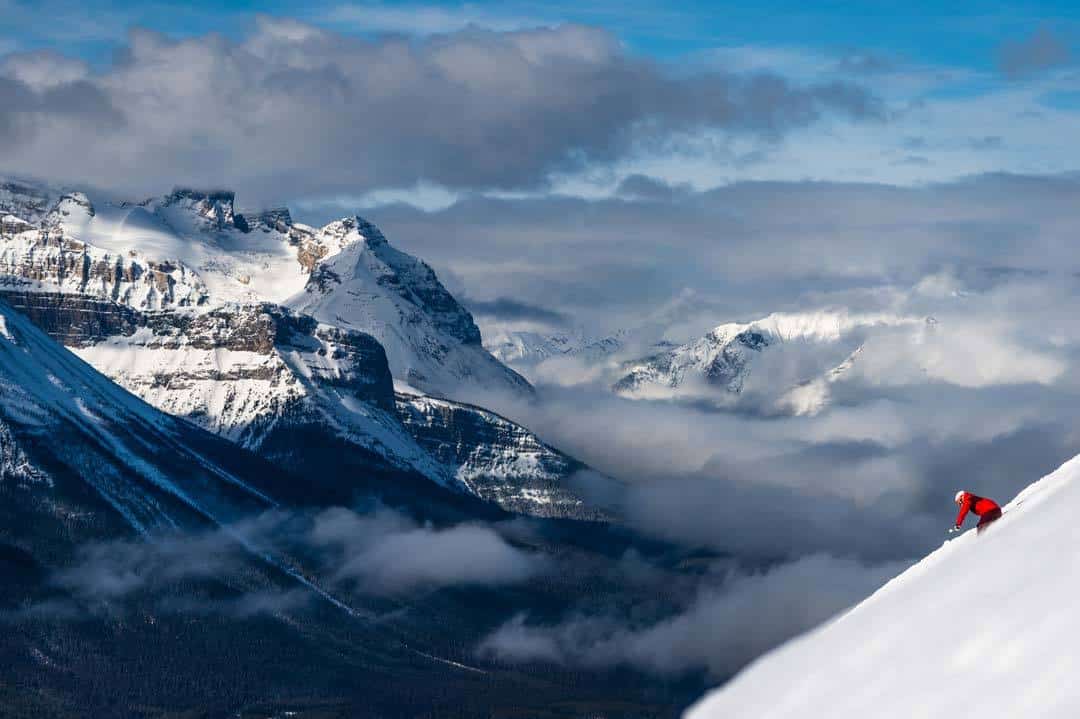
[{"x1": 955, "y1": 492, "x2": 1000, "y2": 527}]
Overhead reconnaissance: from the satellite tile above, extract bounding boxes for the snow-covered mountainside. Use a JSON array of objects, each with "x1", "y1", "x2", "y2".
[
  {"x1": 614, "y1": 311, "x2": 921, "y2": 409},
  {"x1": 0, "y1": 179, "x2": 596, "y2": 519},
  {"x1": 0, "y1": 289, "x2": 445, "y2": 479},
  {"x1": 687, "y1": 454, "x2": 1080, "y2": 719},
  {"x1": 397, "y1": 392, "x2": 606, "y2": 520},
  {"x1": 0, "y1": 296, "x2": 276, "y2": 536},
  {"x1": 0, "y1": 288, "x2": 601, "y2": 516}
]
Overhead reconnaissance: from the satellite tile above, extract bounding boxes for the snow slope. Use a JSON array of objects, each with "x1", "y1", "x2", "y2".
[
  {"x1": 0, "y1": 296, "x2": 274, "y2": 533},
  {"x1": 687, "y1": 453, "x2": 1080, "y2": 719}
]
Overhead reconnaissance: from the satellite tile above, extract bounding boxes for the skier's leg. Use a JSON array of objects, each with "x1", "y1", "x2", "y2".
[{"x1": 977, "y1": 508, "x2": 1002, "y2": 534}]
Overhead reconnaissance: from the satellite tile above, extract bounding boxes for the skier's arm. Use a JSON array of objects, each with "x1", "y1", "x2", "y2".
[{"x1": 954, "y1": 496, "x2": 972, "y2": 527}]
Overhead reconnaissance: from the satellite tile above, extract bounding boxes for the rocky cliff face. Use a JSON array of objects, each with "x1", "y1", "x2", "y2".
[
  {"x1": 0, "y1": 290, "x2": 142, "y2": 346},
  {"x1": 396, "y1": 393, "x2": 604, "y2": 519},
  {"x1": 0, "y1": 227, "x2": 208, "y2": 309}
]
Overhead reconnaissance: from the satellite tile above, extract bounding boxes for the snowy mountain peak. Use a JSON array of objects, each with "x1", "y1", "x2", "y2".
[
  {"x1": 159, "y1": 187, "x2": 241, "y2": 232},
  {"x1": 288, "y1": 214, "x2": 531, "y2": 398},
  {"x1": 0, "y1": 176, "x2": 532, "y2": 399},
  {"x1": 44, "y1": 191, "x2": 96, "y2": 229},
  {"x1": 354, "y1": 215, "x2": 389, "y2": 247}
]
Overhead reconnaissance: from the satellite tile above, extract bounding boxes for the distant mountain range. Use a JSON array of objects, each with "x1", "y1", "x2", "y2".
[{"x1": 490, "y1": 311, "x2": 935, "y2": 416}]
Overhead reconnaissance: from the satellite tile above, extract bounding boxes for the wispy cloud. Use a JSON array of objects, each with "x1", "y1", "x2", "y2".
[{"x1": 998, "y1": 26, "x2": 1073, "y2": 79}]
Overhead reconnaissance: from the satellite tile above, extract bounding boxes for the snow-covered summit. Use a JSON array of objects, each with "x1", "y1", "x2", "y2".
[
  {"x1": 288, "y1": 217, "x2": 531, "y2": 399},
  {"x1": 614, "y1": 310, "x2": 922, "y2": 407},
  {"x1": 0, "y1": 178, "x2": 597, "y2": 518},
  {"x1": 687, "y1": 453, "x2": 1080, "y2": 719}
]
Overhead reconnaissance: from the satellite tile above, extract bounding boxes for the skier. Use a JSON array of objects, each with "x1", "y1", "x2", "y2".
[{"x1": 950, "y1": 490, "x2": 1001, "y2": 535}]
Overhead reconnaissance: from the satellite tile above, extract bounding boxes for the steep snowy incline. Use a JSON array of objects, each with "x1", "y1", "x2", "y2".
[
  {"x1": 687, "y1": 454, "x2": 1080, "y2": 719},
  {"x1": 288, "y1": 217, "x2": 532, "y2": 400},
  {"x1": 64, "y1": 301, "x2": 451, "y2": 485},
  {"x1": 0, "y1": 297, "x2": 278, "y2": 534}
]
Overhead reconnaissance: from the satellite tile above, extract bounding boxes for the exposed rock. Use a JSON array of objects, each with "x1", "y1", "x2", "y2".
[
  {"x1": 0, "y1": 290, "x2": 141, "y2": 346},
  {"x1": 0, "y1": 227, "x2": 208, "y2": 309},
  {"x1": 396, "y1": 393, "x2": 604, "y2": 520}
]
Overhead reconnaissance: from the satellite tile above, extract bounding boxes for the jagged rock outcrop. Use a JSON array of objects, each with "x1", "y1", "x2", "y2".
[
  {"x1": 0, "y1": 290, "x2": 142, "y2": 346},
  {"x1": 0, "y1": 227, "x2": 208, "y2": 309},
  {"x1": 397, "y1": 393, "x2": 604, "y2": 519}
]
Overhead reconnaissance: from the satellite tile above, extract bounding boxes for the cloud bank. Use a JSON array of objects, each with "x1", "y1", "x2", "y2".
[
  {"x1": 479, "y1": 554, "x2": 903, "y2": 678},
  {"x1": 0, "y1": 19, "x2": 881, "y2": 202},
  {"x1": 41, "y1": 506, "x2": 542, "y2": 617}
]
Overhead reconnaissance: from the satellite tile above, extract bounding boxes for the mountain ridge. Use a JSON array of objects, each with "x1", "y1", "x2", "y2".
[{"x1": 0, "y1": 178, "x2": 598, "y2": 519}]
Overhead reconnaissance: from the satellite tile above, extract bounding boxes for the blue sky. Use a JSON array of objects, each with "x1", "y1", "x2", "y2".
[{"x1": 5, "y1": 0, "x2": 1078, "y2": 68}]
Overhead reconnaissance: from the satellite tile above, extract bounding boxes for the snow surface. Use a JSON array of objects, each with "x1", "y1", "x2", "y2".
[
  {"x1": 51, "y1": 194, "x2": 311, "y2": 306},
  {"x1": 687, "y1": 453, "x2": 1080, "y2": 719}
]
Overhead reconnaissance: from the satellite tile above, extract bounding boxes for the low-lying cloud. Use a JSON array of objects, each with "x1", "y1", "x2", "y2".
[
  {"x1": 311, "y1": 506, "x2": 541, "y2": 593},
  {"x1": 479, "y1": 554, "x2": 904, "y2": 678},
  {"x1": 40, "y1": 505, "x2": 542, "y2": 617}
]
